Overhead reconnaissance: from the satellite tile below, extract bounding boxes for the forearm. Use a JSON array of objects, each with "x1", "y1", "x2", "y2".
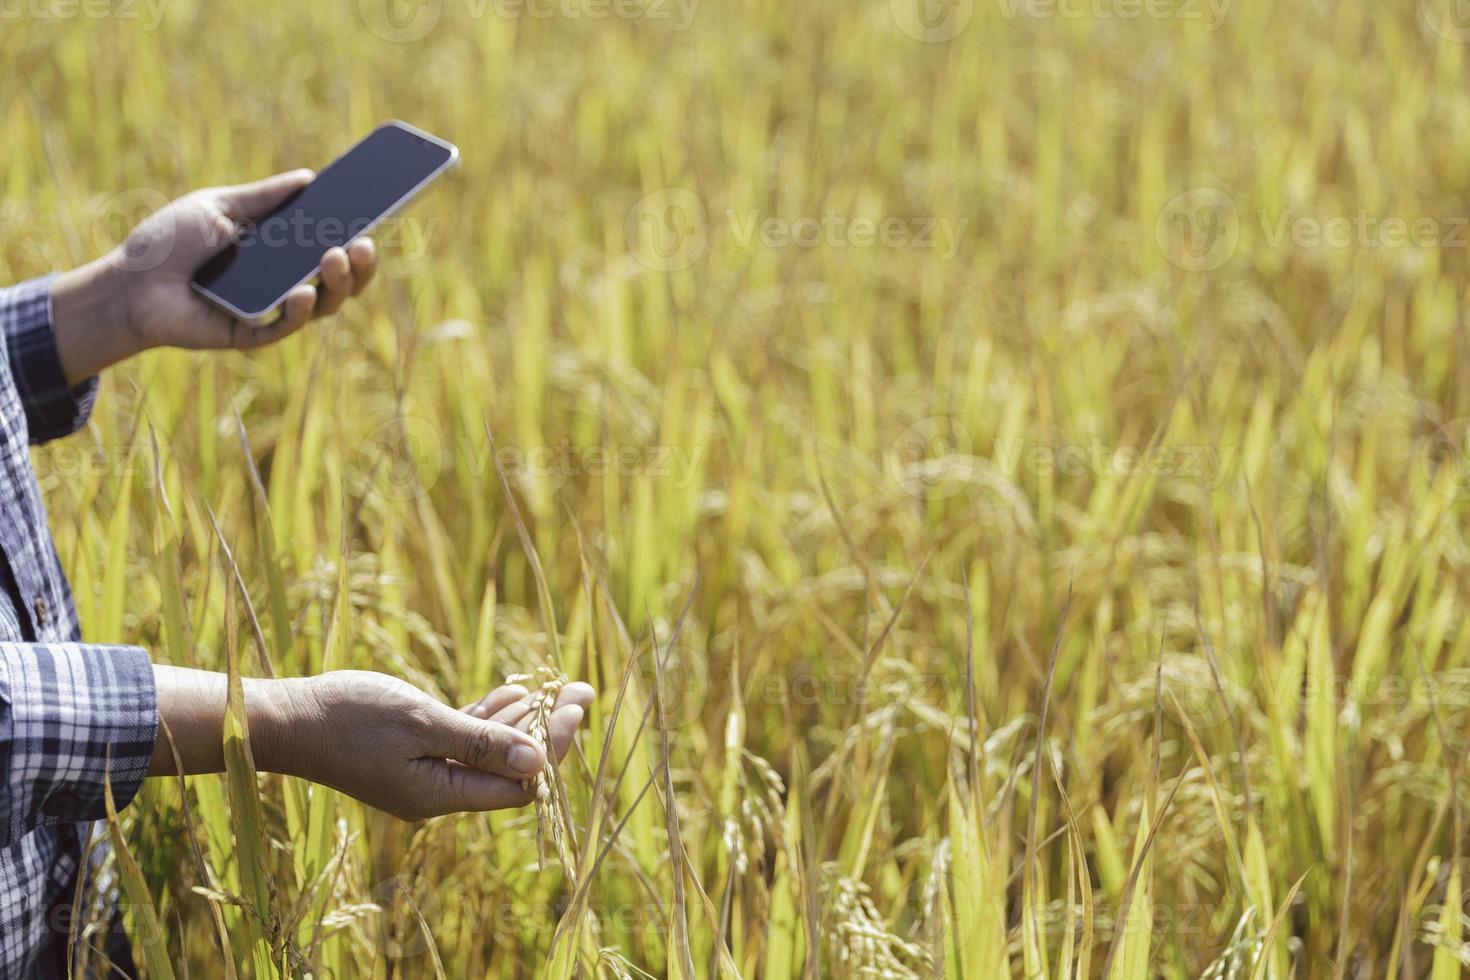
[
  {"x1": 148, "y1": 664, "x2": 314, "y2": 777},
  {"x1": 50, "y1": 258, "x2": 143, "y2": 384},
  {"x1": 142, "y1": 666, "x2": 585, "y2": 820},
  {"x1": 0, "y1": 643, "x2": 154, "y2": 845}
]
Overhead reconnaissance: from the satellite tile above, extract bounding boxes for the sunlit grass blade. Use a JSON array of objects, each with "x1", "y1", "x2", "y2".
[{"x1": 105, "y1": 757, "x2": 177, "y2": 980}]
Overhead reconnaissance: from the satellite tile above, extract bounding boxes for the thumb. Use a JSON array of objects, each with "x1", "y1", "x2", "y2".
[
  {"x1": 214, "y1": 169, "x2": 315, "y2": 221},
  {"x1": 421, "y1": 701, "x2": 546, "y2": 779}
]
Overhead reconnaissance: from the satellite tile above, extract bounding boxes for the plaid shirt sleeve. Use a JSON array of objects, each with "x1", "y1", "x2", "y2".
[
  {"x1": 0, "y1": 274, "x2": 99, "y2": 445},
  {"x1": 0, "y1": 643, "x2": 156, "y2": 848}
]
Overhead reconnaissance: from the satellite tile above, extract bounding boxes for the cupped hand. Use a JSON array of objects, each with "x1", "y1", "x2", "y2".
[
  {"x1": 107, "y1": 170, "x2": 379, "y2": 352},
  {"x1": 267, "y1": 671, "x2": 594, "y2": 821}
]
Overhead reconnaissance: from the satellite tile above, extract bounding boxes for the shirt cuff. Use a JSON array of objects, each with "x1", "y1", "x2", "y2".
[
  {"x1": 0, "y1": 643, "x2": 156, "y2": 845},
  {"x1": 1, "y1": 274, "x2": 99, "y2": 444}
]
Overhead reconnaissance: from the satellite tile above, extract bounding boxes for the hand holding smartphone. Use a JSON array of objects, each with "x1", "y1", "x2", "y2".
[{"x1": 191, "y1": 120, "x2": 458, "y2": 326}]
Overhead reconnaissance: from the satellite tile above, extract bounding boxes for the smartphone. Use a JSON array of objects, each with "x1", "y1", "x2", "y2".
[{"x1": 191, "y1": 120, "x2": 458, "y2": 326}]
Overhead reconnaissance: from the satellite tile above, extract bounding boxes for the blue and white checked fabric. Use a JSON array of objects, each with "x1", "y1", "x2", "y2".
[{"x1": 0, "y1": 276, "x2": 157, "y2": 977}]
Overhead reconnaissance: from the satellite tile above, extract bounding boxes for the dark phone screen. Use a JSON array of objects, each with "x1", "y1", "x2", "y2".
[{"x1": 193, "y1": 124, "x2": 453, "y2": 316}]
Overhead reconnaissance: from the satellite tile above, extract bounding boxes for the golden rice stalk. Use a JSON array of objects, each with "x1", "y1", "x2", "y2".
[
  {"x1": 506, "y1": 666, "x2": 574, "y2": 873},
  {"x1": 104, "y1": 756, "x2": 177, "y2": 980}
]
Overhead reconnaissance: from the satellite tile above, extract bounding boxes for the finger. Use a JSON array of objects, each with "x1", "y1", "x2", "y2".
[
  {"x1": 505, "y1": 693, "x2": 585, "y2": 731},
  {"x1": 416, "y1": 759, "x2": 536, "y2": 815},
  {"x1": 555, "y1": 682, "x2": 595, "y2": 713},
  {"x1": 546, "y1": 704, "x2": 585, "y2": 762},
  {"x1": 461, "y1": 684, "x2": 529, "y2": 719},
  {"x1": 502, "y1": 683, "x2": 593, "y2": 732},
  {"x1": 263, "y1": 285, "x2": 318, "y2": 344},
  {"x1": 346, "y1": 237, "x2": 378, "y2": 295},
  {"x1": 477, "y1": 684, "x2": 594, "y2": 718},
  {"x1": 491, "y1": 696, "x2": 535, "y2": 727},
  {"x1": 194, "y1": 304, "x2": 255, "y2": 351},
  {"x1": 222, "y1": 285, "x2": 315, "y2": 350},
  {"x1": 214, "y1": 169, "x2": 315, "y2": 221},
  {"x1": 424, "y1": 703, "x2": 546, "y2": 779},
  {"x1": 314, "y1": 247, "x2": 353, "y2": 317}
]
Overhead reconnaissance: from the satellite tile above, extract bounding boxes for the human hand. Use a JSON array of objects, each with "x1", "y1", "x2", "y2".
[
  {"x1": 52, "y1": 171, "x2": 379, "y2": 383},
  {"x1": 107, "y1": 170, "x2": 379, "y2": 351},
  {"x1": 256, "y1": 671, "x2": 594, "y2": 821}
]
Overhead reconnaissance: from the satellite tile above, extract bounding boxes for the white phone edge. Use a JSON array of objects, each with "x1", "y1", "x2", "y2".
[{"x1": 190, "y1": 120, "x2": 460, "y2": 327}]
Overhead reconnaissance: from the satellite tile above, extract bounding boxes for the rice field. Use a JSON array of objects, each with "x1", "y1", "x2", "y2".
[{"x1": 5, "y1": 0, "x2": 1470, "y2": 975}]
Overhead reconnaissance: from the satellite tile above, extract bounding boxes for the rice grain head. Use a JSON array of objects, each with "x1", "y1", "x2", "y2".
[{"x1": 506, "y1": 667, "x2": 573, "y2": 873}]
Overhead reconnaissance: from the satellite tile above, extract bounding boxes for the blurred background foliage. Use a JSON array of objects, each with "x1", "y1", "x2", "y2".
[{"x1": 5, "y1": 0, "x2": 1470, "y2": 975}]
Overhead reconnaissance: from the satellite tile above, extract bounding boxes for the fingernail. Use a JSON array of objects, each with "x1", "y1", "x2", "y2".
[
  {"x1": 562, "y1": 705, "x2": 584, "y2": 725},
  {"x1": 509, "y1": 743, "x2": 543, "y2": 776}
]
